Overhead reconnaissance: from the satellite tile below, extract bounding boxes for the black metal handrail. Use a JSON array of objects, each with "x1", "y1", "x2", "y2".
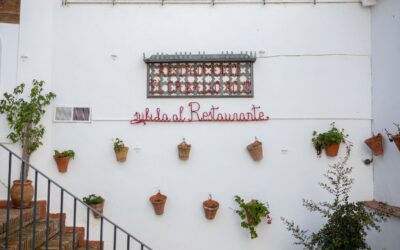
[{"x1": 0, "y1": 143, "x2": 152, "y2": 250}]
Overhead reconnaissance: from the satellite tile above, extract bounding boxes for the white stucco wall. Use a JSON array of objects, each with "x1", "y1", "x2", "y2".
[
  {"x1": 0, "y1": 23, "x2": 19, "y2": 142},
  {"x1": 367, "y1": 0, "x2": 400, "y2": 249},
  {"x1": 0, "y1": 1, "x2": 384, "y2": 249}
]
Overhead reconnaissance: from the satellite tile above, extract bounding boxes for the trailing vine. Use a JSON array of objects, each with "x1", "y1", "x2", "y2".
[{"x1": 234, "y1": 195, "x2": 269, "y2": 239}]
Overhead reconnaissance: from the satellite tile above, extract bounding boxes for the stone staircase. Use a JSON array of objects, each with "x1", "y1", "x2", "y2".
[{"x1": 0, "y1": 201, "x2": 99, "y2": 250}]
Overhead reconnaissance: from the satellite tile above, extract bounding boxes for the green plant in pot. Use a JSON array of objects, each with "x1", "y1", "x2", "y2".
[
  {"x1": 83, "y1": 194, "x2": 105, "y2": 218},
  {"x1": 312, "y1": 122, "x2": 347, "y2": 157},
  {"x1": 53, "y1": 150, "x2": 75, "y2": 173},
  {"x1": 281, "y1": 143, "x2": 388, "y2": 249},
  {"x1": 0, "y1": 80, "x2": 56, "y2": 208},
  {"x1": 234, "y1": 195, "x2": 270, "y2": 239},
  {"x1": 384, "y1": 123, "x2": 400, "y2": 152},
  {"x1": 113, "y1": 138, "x2": 129, "y2": 162}
]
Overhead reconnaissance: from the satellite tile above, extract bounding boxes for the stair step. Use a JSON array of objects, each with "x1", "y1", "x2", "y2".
[
  {"x1": 0, "y1": 219, "x2": 59, "y2": 250},
  {"x1": 37, "y1": 231, "x2": 79, "y2": 250},
  {"x1": 0, "y1": 207, "x2": 36, "y2": 240}
]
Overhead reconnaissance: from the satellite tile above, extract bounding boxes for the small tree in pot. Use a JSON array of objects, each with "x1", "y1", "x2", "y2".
[
  {"x1": 0, "y1": 80, "x2": 56, "y2": 207},
  {"x1": 281, "y1": 143, "x2": 387, "y2": 249}
]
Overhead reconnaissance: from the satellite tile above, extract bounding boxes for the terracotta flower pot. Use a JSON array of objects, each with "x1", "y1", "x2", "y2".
[
  {"x1": 245, "y1": 200, "x2": 256, "y2": 225},
  {"x1": 149, "y1": 192, "x2": 167, "y2": 215},
  {"x1": 54, "y1": 156, "x2": 71, "y2": 173},
  {"x1": 11, "y1": 180, "x2": 34, "y2": 208},
  {"x1": 365, "y1": 134, "x2": 384, "y2": 156},
  {"x1": 247, "y1": 140, "x2": 263, "y2": 161},
  {"x1": 325, "y1": 143, "x2": 340, "y2": 157},
  {"x1": 90, "y1": 200, "x2": 105, "y2": 218},
  {"x1": 393, "y1": 135, "x2": 400, "y2": 152},
  {"x1": 246, "y1": 212, "x2": 255, "y2": 225},
  {"x1": 115, "y1": 147, "x2": 129, "y2": 162},
  {"x1": 178, "y1": 140, "x2": 191, "y2": 160},
  {"x1": 203, "y1": 199, "x2": 219, "y2": 220}
]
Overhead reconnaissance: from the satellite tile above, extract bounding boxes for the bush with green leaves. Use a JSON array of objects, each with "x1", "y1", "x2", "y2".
[
  {"x1": 54, "y1": 150, "x2": 75, "y2": 159},
  {"x1": 234, "y1": 195, "x2": 269, "y2": 239},
  {"x1": 312, "y1": 122, "x2": 347, "y2": 156},
  {"x1": 0, "y1": 80, "x2": 56, "y2": 179},
  {"x1": 83, "y1": 194, "x2": 104, "y2": 205},
  {"x1": 113, "y1": 138, "x2": 125, "y2": 152},
  {"x1": 281, "y1": 143, "x2": 387, "y2": 250}
]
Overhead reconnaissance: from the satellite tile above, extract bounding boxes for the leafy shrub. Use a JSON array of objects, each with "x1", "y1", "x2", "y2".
[
  {"x1": 282, "y1": 143, "x2": 387, "y2": 250},
  {"x1": 54, "y1": 150, "x2": 75, "y2": 159},
  {"x1": 83, "y1": 194, "x2": 104, "y2": 205}
]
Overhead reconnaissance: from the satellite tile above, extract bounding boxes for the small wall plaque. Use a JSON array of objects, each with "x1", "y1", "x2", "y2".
[{"x1": 144, "y1": 52, "x2": 256, "y2": 98}]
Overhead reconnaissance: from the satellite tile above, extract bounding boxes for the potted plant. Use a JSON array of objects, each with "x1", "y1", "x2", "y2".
[
  {"x1": 0, "y1": 80, "x2": 56, "y2": 208},
  {"x1": 178, "y1": 138, "x2": 191, "y2": 160},
  {"x1": 149, "y1": 191, "x2": 167, "y2": 215},
  {"x1": 113, "y1": 138, "x2": 129, "y2": 162},
  {"x1": 247, "y1": 137, "x2": 263, "y2": 161},
  {"x1": 203, "y1": 195, "x2": 219, "y2": 220},
  {"x1": 83, "y1": 194, "x2": 105, "y2": 218},
  {"x1": 282, "y1": 143, "x2": 387, "y2": 249},
  {"x1": 385, "y1": 123, "x2": 400, "y2": 151},
  {"x1": 364, "y1": 133, "x2": 384, "y2": 156},
  {"x1": 53, "y1": 150, "x2": 75, "y2": 173},
  {"x1": 234, "y1": 195, "x2": 270, "y2": 239},
  {"x1": 312, "y1": 123, "x2": 347, "y2": 157}
]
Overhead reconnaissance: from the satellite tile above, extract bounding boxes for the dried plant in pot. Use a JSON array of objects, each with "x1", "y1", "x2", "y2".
[
  {"x1": 364, "y1": 133, "x2": 384, "y2": 156},
  {"x1": 178, "y1": 138, "x2": 191, "y2": 160},
  {"x1": 0, "y1": 80, "x2": 56, "y2": 208},
  {"x1": 312, "y1": 123, "x2": 347, "y2": 157},
  {"x1": 83, "y1": 194, "x2": 105, "y2": 218},
  {"x1": 385, "y1": 123, "x2": 400, "y2": 151},
  {"x1": 247, "y1": 137, "x2": 263, "y2": 161},
  {"x1": 203, "y1": 195, "x2": 219, "y2": 220},
  {"x1": 53, "y1": 150, "x2": 75, "y2": 173},
  {"x1": 234, "y1": 195, "x2": 270, "y2": 239},
  {"x1": 113, "y1": 138, "x2": 129, "y2": 162},
  {"x1": 150, "y1": 191, "x2": 167, "y2": 215}
]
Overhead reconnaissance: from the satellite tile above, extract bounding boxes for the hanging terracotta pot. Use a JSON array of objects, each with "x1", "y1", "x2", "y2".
[
  {"x1": 392, "y1": 135, "x2": 400, "y2": 152},
  {"x1": 325, "y1": 143, "x2": 340, "y2": 157},
  {"x1": 54, "y1": 156, "x2": 71, "y2": 173},
  {"x1": 246, "y1": 212, "x2": 255, "y2": 225},
  {"x1": 178, "y1": 139, "x2": 191, "y2": 160},
  {"x1": 150, "y1": 192, "x2": 167, "y2": 215},
  {"x1": 364, "y1": 133, "x2": 384, "y2": 156},
  {"x1": 11, "y1": 180, "x2": 34, "y2": 208},
  {"x1": 203, "y1": 198, "x2": 219, "y2": 220},
  {"x1": 245, "y1": 200, "x2": 256, "y2": 225},
  {"x1": 90, "y1": 199, "x2": 105, "y2": 218},
  {"x1": 247, "y1": 138, "x2": 263, "y2": 161},
  {"x1": 115, "y1": 147, "x2": 129, "y2": 162}
]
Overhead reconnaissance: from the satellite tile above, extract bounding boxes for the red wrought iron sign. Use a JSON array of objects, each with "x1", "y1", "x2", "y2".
[
  {"x1": 130, "y1": 102, "x2": 269, "y2": 125},
  {"x1": 144, "y1": 52, "x2": 256, "y2": 98}
]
